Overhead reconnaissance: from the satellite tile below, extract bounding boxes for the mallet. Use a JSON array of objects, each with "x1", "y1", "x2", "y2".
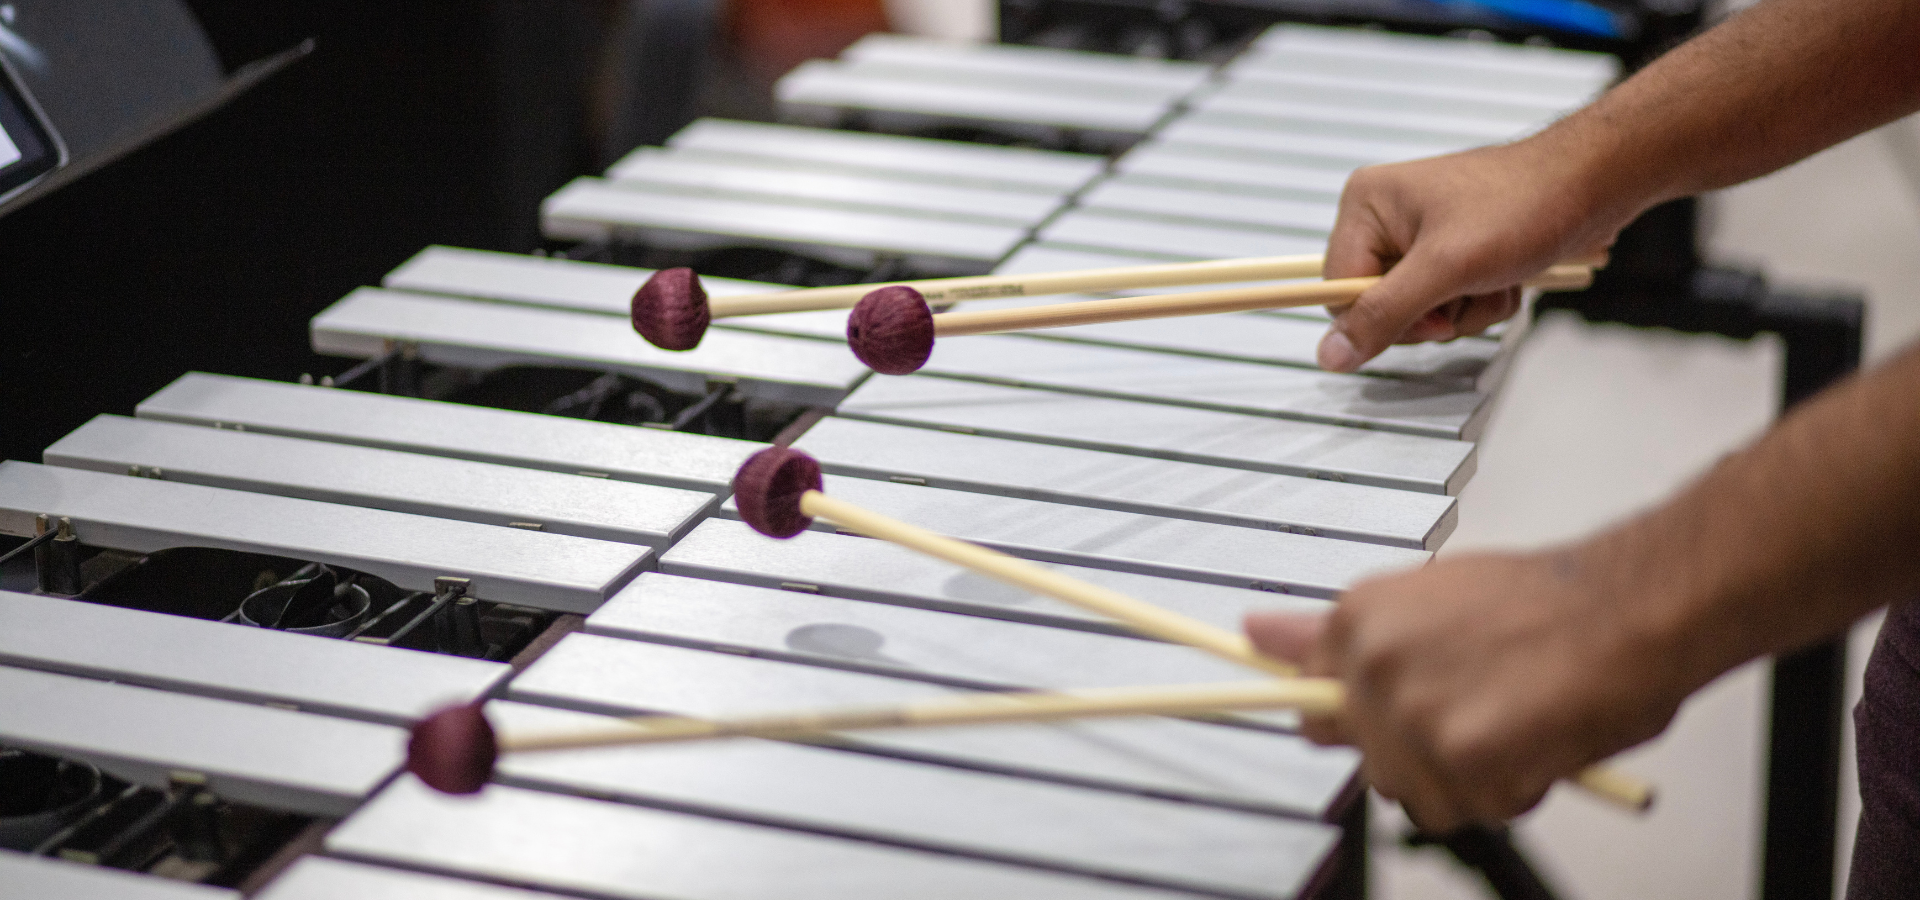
[
  {"x1": 632, "y1": 253, "x2": 1608, "y2": 351},
  {"x1": 847, "y1": 264, "x2": 1596, "y2": 375},
  {"x1": 731, "y1": 447, "x2": 1655, "y2": 812},
  {"x1": 632, "y1": 254, "x2": 1329, "y2": 351},
  {"x1": 406, "y1": 678, "x2": 1345, "y2": 795}
]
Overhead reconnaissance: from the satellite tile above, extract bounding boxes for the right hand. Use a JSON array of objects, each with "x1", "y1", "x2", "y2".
[{"x1": 1317, "y1": 136, "x2": 1632, "y2": 373}]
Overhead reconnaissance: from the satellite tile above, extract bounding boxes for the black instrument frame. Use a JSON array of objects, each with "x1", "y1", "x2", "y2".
[{"x1": 0, "y1": 54, "x2": 63, "y2": 208}]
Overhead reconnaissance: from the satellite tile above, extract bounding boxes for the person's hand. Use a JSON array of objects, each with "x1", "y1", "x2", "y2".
[
  {"x1": 1246, "y1": 550, "x2": 1691, "y2": 833},
  {"x1": 1317, "y1": 134, "x2": 1634, "y2": 373}
]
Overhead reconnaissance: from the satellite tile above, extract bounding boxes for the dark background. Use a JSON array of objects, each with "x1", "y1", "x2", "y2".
[{"x1": 0, "y1": 3, "x2": 618, "y2": 463}]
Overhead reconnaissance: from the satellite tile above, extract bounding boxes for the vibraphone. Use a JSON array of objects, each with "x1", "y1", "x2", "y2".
[{"x1": 0, "y1": 24, "x2": 1615, "y2": 900}]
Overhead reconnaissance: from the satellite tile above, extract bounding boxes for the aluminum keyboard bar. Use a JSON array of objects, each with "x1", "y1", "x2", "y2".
[
  {"x1": 46, "y1": 415, "x2": 714, "y2": 547},
  {"x1": 793, "y1": 416, "x2": 1455, "y2": 550},
  {"x1": 330, "y1": 779, "x2": 1245, "y2": 900},
  {"x1": 717, "y1": 477, "x2": 1429, "y2": 597},
  {"x1": 541, "y1": 178, "x2": 1026, "y2": 275},
  {"x1": 1114, "y1": 143, "x2": 1352, "y2": 200},
  {"x1": 604, "y1": 149, "x2": 1063, "y2": 224},
  {"x1": 507, "y1": 640, "x2": 1354, "y2": 823},
  {"x1": 915, "y1": 335, "x2": 1490, "y2": 440},
  {"x1": 0, "y1": 590, "x2": 506, "y2": 725},
  {"x1": 660, "y1": 520, "x2": 1328, "y2": 633},
  {"x1": 311, "y1": 288, "x2": 869, "y2": 406},
  {"x1": 0, "y1": 462, "x2": 648, "y2": 612},
  {"x1": 835, "y1": 376, "x2": 1475, "y2": 495},
  {"x1": 1038, "y1": 210, "x2": 1326, "y2": 262},
  {"x1": 0, "y1": 665, "x2": 402, "y2": 817},
  {"x1": 136, "y1": 373, "x2": 761, "y2": 493},
  {"x1": 665, "y1": 119, "x2": 1105, "y2": 191}
]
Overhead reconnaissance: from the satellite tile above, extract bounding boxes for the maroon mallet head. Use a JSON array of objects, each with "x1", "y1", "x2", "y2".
[
  {"x1": 407, "y1": 703, "x2": 498, "y2": 795},
  {"x1": 733, "y1": 447, "x2": 823, "y2": 539},
  {"x1": 632, "y1": 268, "x2": 711, "y2": 351},
  {"x1": 847, "y1": 286, "x2": 935, "y2": 375}
]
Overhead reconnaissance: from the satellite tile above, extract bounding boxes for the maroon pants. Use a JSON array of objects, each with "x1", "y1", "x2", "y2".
[{"x1": 1846, "y1": 599, "x2": 1920, "y2": 898}]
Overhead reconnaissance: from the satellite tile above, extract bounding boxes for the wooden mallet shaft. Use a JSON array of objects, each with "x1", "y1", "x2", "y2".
[
  {"x1": 712, "y1": 253, "x2": 1329, "y2": 318},
  {"x1": 795, "y1": 488, "x2": 1653, "y2": 813},
  {"x1": 500, "y1": 679, "x2": 1346, "y2": 754},
  {"x1": 931, "y1": 264, "x2": 1595, "y2": 338},
  {"x1": 848, "y1": 264, "x2": 1595, "y2": 374},
  {"x1": 800, "y1": 490, "x2": 1301, "y2": 678},
  {"x1": 713, "y1": 252, "x2": 1606, "y2": 319}
]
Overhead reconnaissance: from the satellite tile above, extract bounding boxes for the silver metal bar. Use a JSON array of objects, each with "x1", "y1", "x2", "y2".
[
  {"x1": 0, "y1": 664, "x2": 403, "y2": 817},
  {"x1": 385, "y1": 245, "x2": 775, "y2": 314},
  {"x1": 1234, "y1": 50, "x2": 1604, "y2": 103},
  {"x1": 659, "y1": 520, "x2": 1322, "y2": 632},
  {"x1": 1114, "y1": 143, "x2": 1351, "y2": 200},
  {"x1": 1076, "y1": 176, "x2": 1338, "y2": 234},
  {"x1": 917, "y1": 335, "x2": 1491, "y2": 440},
  {"x1": 835, "y1": 376, "x2": 1475, "y2": 495},
  {"x1": 255, "y1": 857, "x2": 571, "y2": 900},
  {"x1": 1251, "y1": 23, "x2": 1619, "y2": 84},
  {"x1": 841, "y1": 33, "x2": 1211, "y2": 94},
  {"x1": 0, "y1": 848, "x2": 240, "y2": 899},
  {"x1": 46, "y1": 415, "x2": 715, "y2": 547},
  {"x1": 1188, "y1": 85, "x2": 1537, "y2": 142},
  {"x1": 991, "y1": 245, "x2": 1323, "y2": 316},
  {"x1": 588, "y1": 574, "x2": 1299, "y2": 690},
  {"x1": 776, "y1": 60, "x2": 1171, "y2": 145},
  {"x1": 716, "y1": 476, "x2": 1429, "y2": 597},
  {"x1": 1037, "y1": 210, "x2": 1326, "y2": 262},
  {"x1": 0, "y1": 590, "x2": 506, "y2": 725},
  {"x1": 0, "y1": 461, "x2": 649, "y2": 613},
  {"x1": 1153, "y1": 116, "x2": 1477, "y2": 167},
  {"x1": 135, "y1": 373, "x2": 759, "y2": 493},
  {"x1": 507, "y1": 640, "x2": 1355, "y2": 823},
  {"x1": 794, "y1": 417, "x2": 1454, "y2": 549},
  {"x1": 381, "y1": 246, "x2": 855, "y2": 341},
  {"x1": 945, "y1": 294, "x2": 1501, "y2": 385},
  {"x1": 1218, "y1": 67, "x2": 1574, "y2": 116},
  {"x1": 604, "y1": 149, "x2": 1063, "y2": 224},
  {"x1": 311, "y1": 288, "x2": 870, "y2": 406},
  {"x1": 330, "y1": 778, "x2": 1254, "y2": 900},
  {"x1": 1200, "y1": 74, "x2": 1554, "y2": 130},
  {"x1": 665, "y1": 119, "x2": 1105, "y2": 191},
  {"x1": 542, "y1": 178, "x2": 1025, "y2": 275}
]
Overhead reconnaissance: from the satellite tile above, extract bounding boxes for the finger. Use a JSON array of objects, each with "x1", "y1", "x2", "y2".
[
  {"x1": 1319, "y1": 244, "x2": 1467, "y2": 372},
  {"x1": 1324, "y1": 168, "x2": 1396, "y2": 282},
  {"x1": 1450, "y1": 288, "x2": 1522, "y2": 338},
  {"x1": 1397, "y1": 303, "x2": 1463, "y2": 345},
  {"x1": 1357, "y1": 726, "x2": 1467, "y2": 835},
  {"x1": 1243, "y1": 610, "x2": 1326, "y2": 665},
  {"x1": 1243, "y1": 610, "x2": 1350, "y2": 744}
]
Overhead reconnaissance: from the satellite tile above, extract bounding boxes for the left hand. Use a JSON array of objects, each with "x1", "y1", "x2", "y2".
[{"x1": 1246, "y1": 550, "x2": 1689, "y2": 833}]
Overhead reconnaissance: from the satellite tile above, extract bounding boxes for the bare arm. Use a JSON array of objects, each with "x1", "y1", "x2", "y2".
[
  {"x1": 1316, "y1": 0, "x2": 1920, "y2": 371},
  {"x1": 1248, "y1": 340, "x2": 1920, "y2": 832}
]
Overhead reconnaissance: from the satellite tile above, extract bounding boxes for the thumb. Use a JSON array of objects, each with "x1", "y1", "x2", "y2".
[
  {"x1": 1244, "y1": 609, "x2": 1328, "y2": 667},
  {"x1": 1318, "y1": 246, "x2": 1467, "y2": 373}
]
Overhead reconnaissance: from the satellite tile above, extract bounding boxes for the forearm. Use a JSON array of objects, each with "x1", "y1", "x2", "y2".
[
  {"x1": 1550, "y1": 0, "x2": 1920, "y2": 224},
  {"x1": 1579, "y1": 340, "x2": 1920, "y2": 693}
]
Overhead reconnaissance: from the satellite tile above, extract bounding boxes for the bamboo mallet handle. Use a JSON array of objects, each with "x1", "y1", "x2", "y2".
[
  {"x1": 795, "y1": 489, "x2": 1652, "y2": 813},
  {"x1": 712, "y1": 253, "x2": 1329, "y2": 318},
  {"x1": 499, "y1": 679, "x2": 1346, "y2": 754},
  {"x1": 712, "y1": 251, "x2": 1607, "y2": 318},
  {"x1": 931, "y1": 264, "x2": 1594, "y2": 338},
  {"x1": 850, "y1": 264, "x2": 1594, "y2": 373}
]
